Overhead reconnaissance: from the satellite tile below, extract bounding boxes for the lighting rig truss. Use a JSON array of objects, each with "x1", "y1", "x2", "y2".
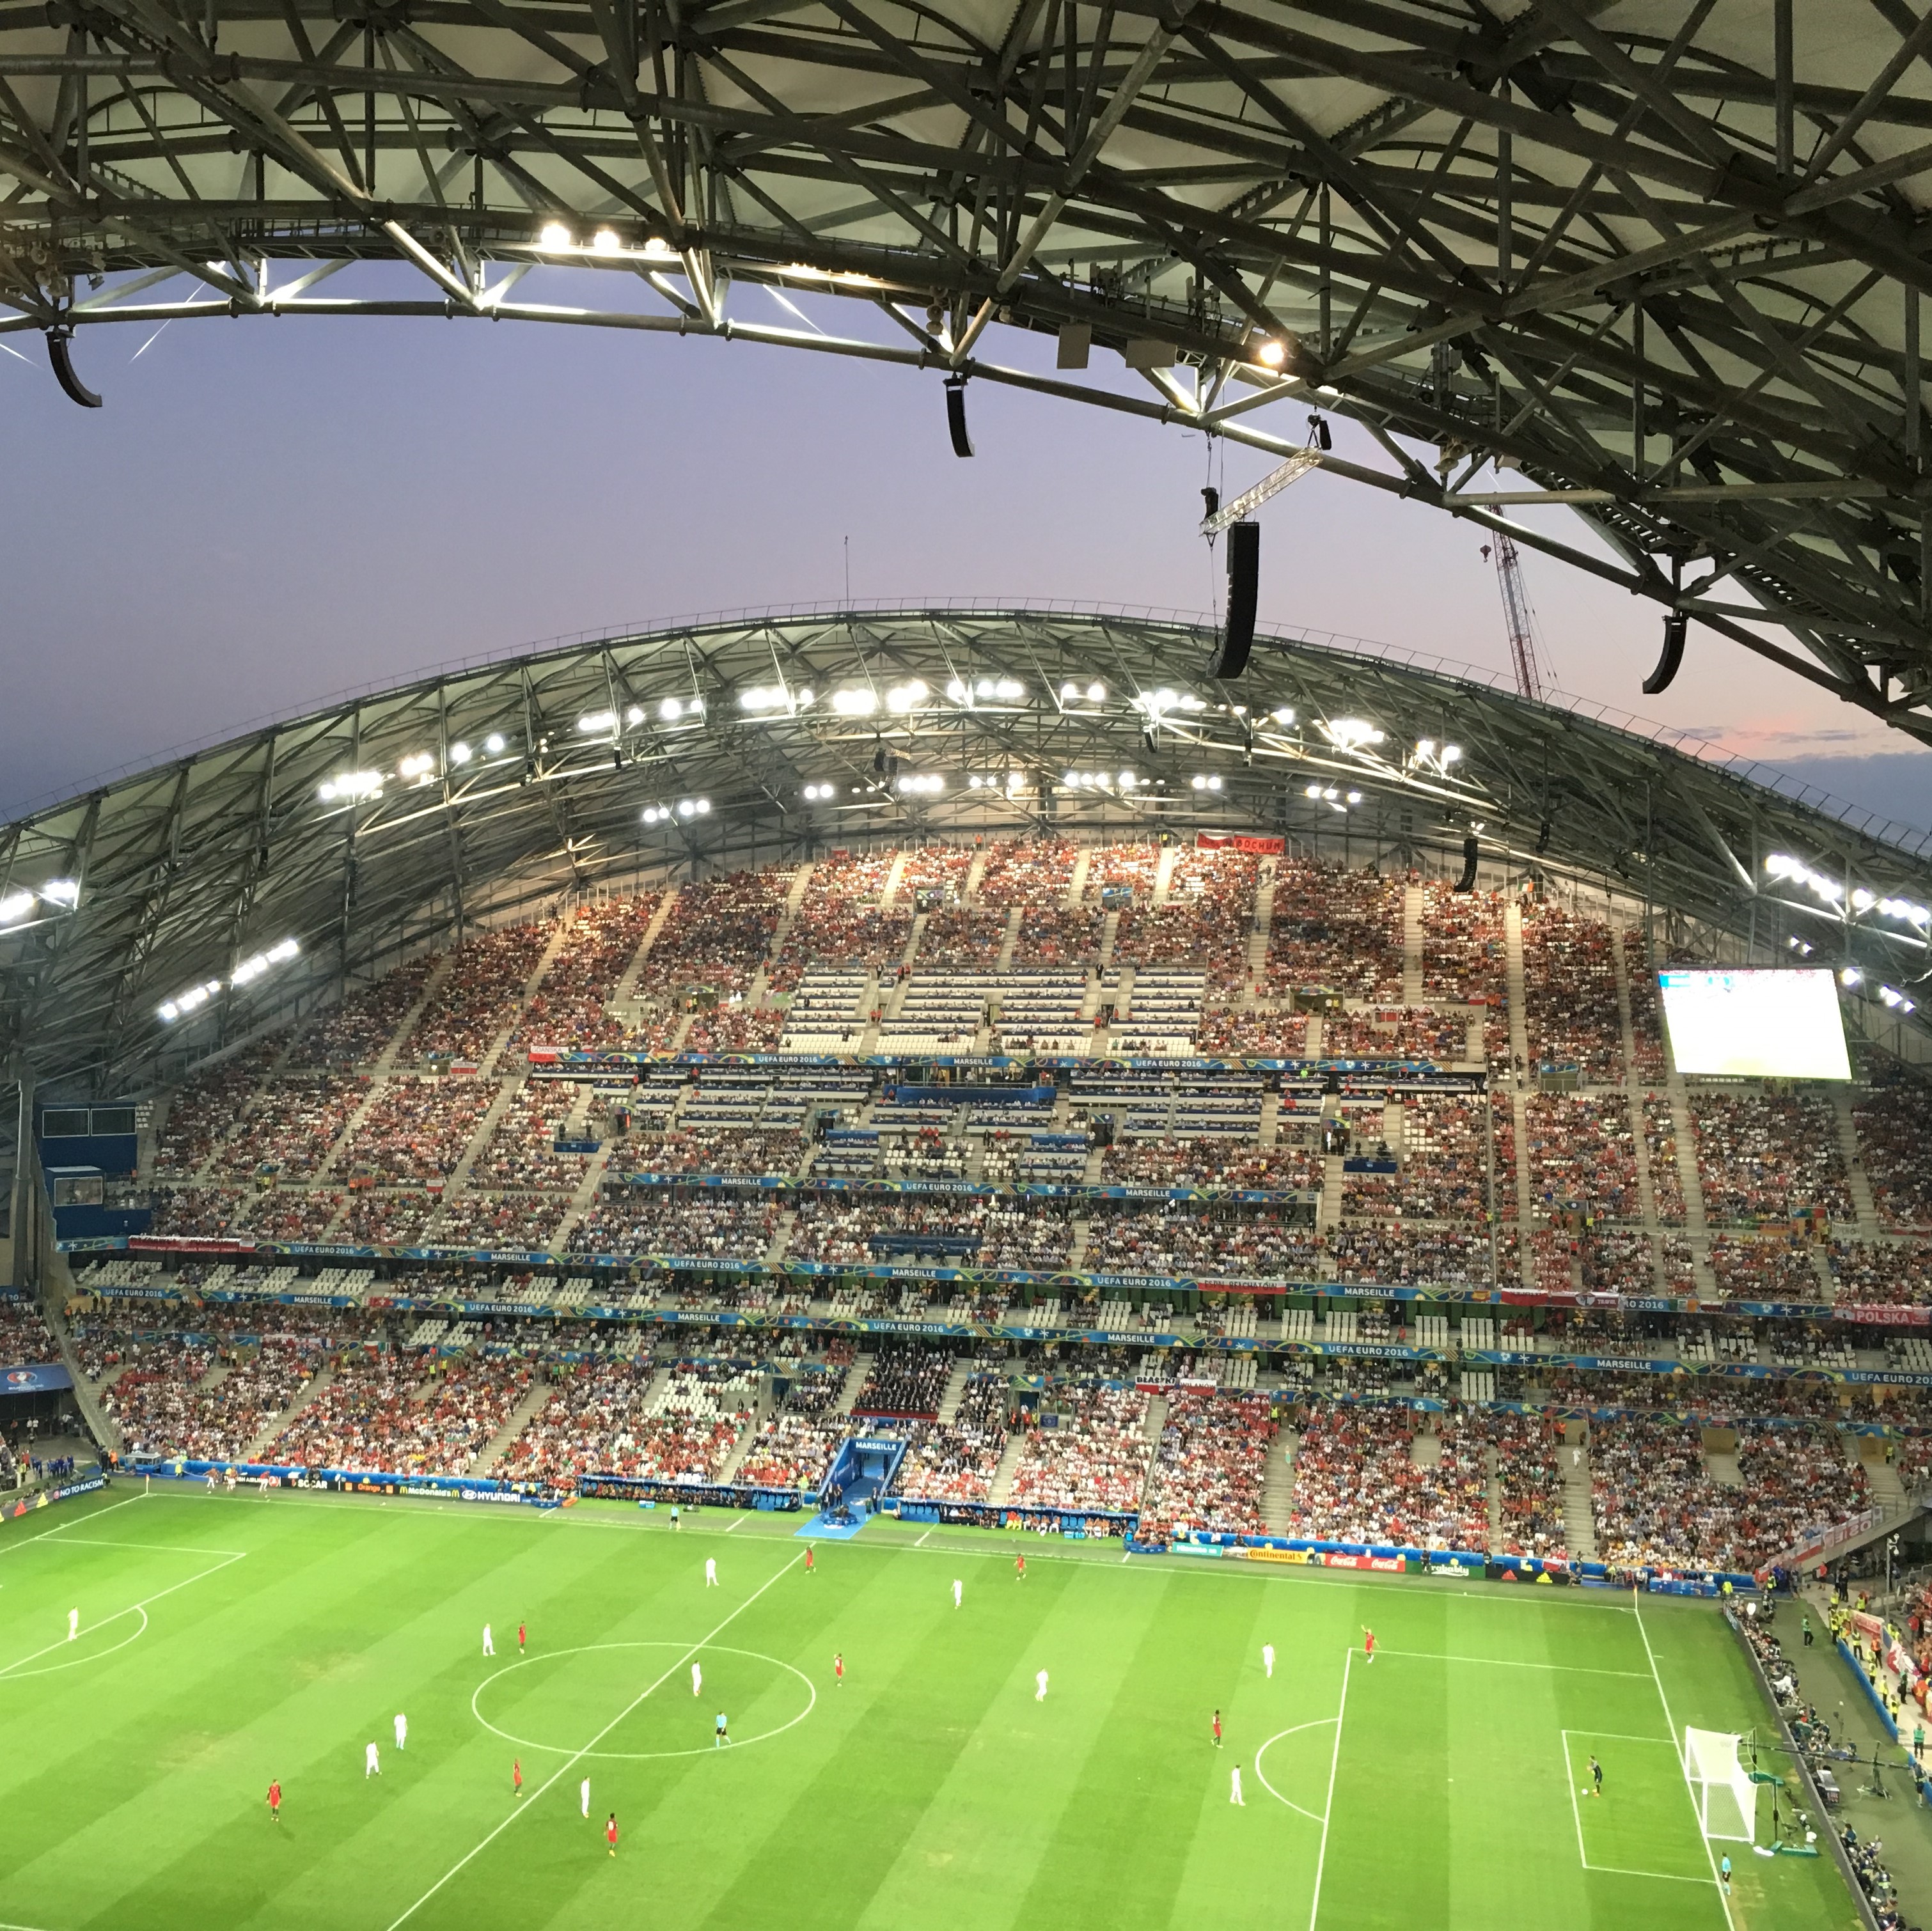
[{"x1": 7, "y1": 5, "x2": 1932, "y2": 737}]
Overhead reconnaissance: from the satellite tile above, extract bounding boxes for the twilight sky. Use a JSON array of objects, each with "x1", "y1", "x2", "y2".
[{"x1": 2, "y1": 265, "x2": 1927, "y2": 833}]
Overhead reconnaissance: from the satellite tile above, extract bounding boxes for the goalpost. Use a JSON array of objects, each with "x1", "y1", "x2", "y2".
[{"x1": 1683, "y1": 1727, "x2": 1756, "y2": 1843}]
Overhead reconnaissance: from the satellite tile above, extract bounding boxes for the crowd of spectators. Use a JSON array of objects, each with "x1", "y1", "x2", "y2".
[
  {"x1": 851, "y1": 1342, "x2": 952, "y2": 1416},
  {"x1": 771, "y1": 853, "x2": 910, "y2": 983},
  {"x1": 148, "y1": 1185, "x2": 255, "y2": 1239},
  {"x1": 1853, "y1": 1067, "x2": 1932, "y2": 1232},
  {"x1": 1266, "y1": 864, "x2": 1404, "y2": 1001},
  {"x1": 636, "y1": 871, "x2": 786, "y2": 997},
  {"x1": 336, "y1": 1190, "x2": 440, "y2": 1246},
  {"x1": 916, "y1": 909, "x2": 1007, "y2": 967},
  {"x1": 470, "y1": 1082, "x2": 587, "y2": 1191},
  {"x1": 288, "y1": 955, "x2": 439, "y2": 1067},
  {"x1": 682, "y1": 1005, "x2": 785, "y2": 1053},
  {"x1": 1521, "y1": 903, "x2": 1622, "y2": 1079},
  {"x1": 1010, "y1": 904, "x2": 1102, "y2": 967},
  {"x1": 1642, "y1": 1092, "x2": 1686, "y2": 1221},
  {"x1": 1193, "y1": 1010, "x2": 1308, "y2": 1058},
  {"x1": 1139, "y1": 1389, "x2": 1275, "y2": 1538},
  {"x1": 890, "y1": 1375, "x2": 1010, "y2": 1501},
  {"x1": 1083, "y1": 1207, "x2": 1319, "y2": 1280},
  {"x1": 628, "y1": 1126, "x2": 804, "y2": 1178},
  {"x1": 1007, "y1": 1384, "x2": 1152, "y2": 1512},
  {"x1": 1286, "y1": 1403, "x2": 1451, "y2": 1546},
  {"x1": 1098, "y1": 1139, "x2": 1321, "y2": 1190},
  {"x1": 1393, "y1": 1095, "x2": 1490, "y2": 1220},
  {"x1": 1479, "y1": 1411, "x2": 1567, "y2": 1556},
  {"x1": 271, "y1": 1350, "x2": 533, "y2": 1474},
  {"x1": 155, "y1": 1044, "x2": 281, "y2": 1178},
  {"x1": 1829, "y1": 1239, "x2": 1932, "y2": 1308},
  {"x1": 338, "y1": 1077, "x2": 494, "y2": 1184},
  {"x1": 202, "y1": 1071, "x2": 367, "y2": 1180},
  {"x1": 1707, "y1": 1235, "x2": 1825, "y2": 1301},
  {"x1": 405, "y1": 924, "x2": 549, "y2": 1066},
  {"x1": 1692, "y1": 1091, "x2": 1854, "y2": 1223},
  {"x1": 1525, "y1": 1093, "x2": 1638, "y2": 1221},
  {"x1": 1622, "y1": 930, "x2": 1668, "y2": 1079},
  {"x1": 496, "y1": 1356, "x2": 653, "y2": 1487},
  {"x1": 428, "y1": 1191, "x2": 572, "y2": 1251},
  {"x1": 1420, "y1": 884, "x2": 1506, "y2": 1003},
  {"x1": 976, "y1": 836, "x2": 1076, "y2": 909},
  {"x1": 1589, "y1": 1418, "x2": 1867, "y2": 1571},
  {"x1": 734, "y1": 1372, "x2": 847, "y2": 1490},
  {"x1": 512, "y1": 894, "x2": 657, "y2": 1052},
  {"x1": 567, "y1": 1192, "x2": 780, "y2": 1260},
  {"x1": 1325, "y1": 1225, "x2": 1491, "y2": 1284},
  {"x1": 1322, "y1": 1010, "x2": 1468, "y2": 1061}
]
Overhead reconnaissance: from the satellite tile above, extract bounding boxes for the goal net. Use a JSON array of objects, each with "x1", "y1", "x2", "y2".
[{"x1": 1683, "y1": 1727, "x2": 1755, "y2": 1842}]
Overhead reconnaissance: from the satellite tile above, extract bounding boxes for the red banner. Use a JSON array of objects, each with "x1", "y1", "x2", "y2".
[{"x1": 1195, "y1": 832, "x2": 1285, "y2": 854}]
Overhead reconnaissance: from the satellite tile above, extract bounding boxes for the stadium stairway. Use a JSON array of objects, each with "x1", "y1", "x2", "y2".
[
  {"x1": 1663, "y1": 1077, "x2": 1722, "y2": 1297},
  {"x1": 880, "y1": 850, "x2": 911, "y2": 908},
  {"x1": 244, "y1": 1360, "x2": 336, "y2": 1462},
  {"x1": 833, "y1": 1358, "x2": 870, "y2": 1417},
  {"x1": 1855, "y1": 1432, "x2": 1905, "y2": 1509},
  {"x1": 987, "y1": 1431, "x2": 1030, "y2": 1507},
  {"x1": 1560, "y1": 1429, "x2": 1598, "y2": 1561},
  {"x1": 1065, "y1": 848, "x2": 1094, "y2": 906},
  {"x1": 1097, "y1": 909, "x2": 1120, "y2": 967},
  {"x1": 1135, "y1": 1394, "x2": 1170, "y2": 1519},
  {"x1": 1317, "y1": 1156, "x2": 1346, "y2": 1228},
  {"x1": 1241, "y1": 873, "x2": 1273, "y2": 1010},
  {"x1": 1503, "y1": 902, "x2": 1530, "y2": 1080},
  {"x1": 1066, "y1": 1215, "x2": 1092, "y2": 1270},
  {"x1": 1401, "y1": 884, "x2": 1424, "y2": 1005},
  {"x1": 714, "y1": 1419, "x2": 760, "y2": 1486},
  {"x1": 1702, "y1": 1427, "x2": 1743, "y2": 1488},
  {"x1": 994, "y1": 906, "x2": 1021, "y2": 971},
  {"x1": 477, "y1": 1379, "x2": 554, "y2": 1476},
  {"x1": 1151, "y1": 846, "x2": 1179, "y2": 903},
  {"x1": 936, "y1": 1362, "x2": 974, "y2": 1423},
  {"x1": 764, "y1": 1210, "x2": 796, "y2": 1267},
  {"x1": 1832, "y1": 1086, "x2": 1881, "y2": 1237},
  {"x1": 1261, "y1": 1428, "x2": 1297, "y2": 1536},
  {"x1": 45, "y1": 1297, "x2": 121, "y2": 1454},
  {"x1": 608, "y1": 882, "x2": 681, "y2": 1005}
]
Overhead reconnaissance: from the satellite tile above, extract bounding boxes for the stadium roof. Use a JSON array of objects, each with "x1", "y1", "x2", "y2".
[
  {"x1": 6, "y1": 6, "x2": 1932, "y2": 735},
  {"x1": 3, "y1": 603, "x2": 1931, "y2": 1099}
]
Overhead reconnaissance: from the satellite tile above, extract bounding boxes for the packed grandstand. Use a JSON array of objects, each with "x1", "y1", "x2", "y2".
[{"x1": 22, "y1": 829, "x2": 1932, "y2": 1586}]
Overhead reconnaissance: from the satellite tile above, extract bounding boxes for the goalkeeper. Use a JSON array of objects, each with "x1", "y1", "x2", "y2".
[{"x1": 1586, "y1": 1754, "x2": 1603, "y2": 1798}]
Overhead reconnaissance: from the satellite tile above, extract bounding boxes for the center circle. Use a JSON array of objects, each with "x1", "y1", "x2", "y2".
[{"x1": 471, "y1": 1641, "x2": 817, "y2": 1761}]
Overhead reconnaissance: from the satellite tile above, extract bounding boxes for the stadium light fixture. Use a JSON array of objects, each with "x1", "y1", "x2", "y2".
[
  {"x1": 538, "y1": 221, "x2": 572, "y2": 250},
  {"x1": 450, "y1": 742, "x2": 473, "y2": 765},
  {"x1": 1119, "y1": 772, "x2": 1136, "y2": 789},
  {"x1": 398, "y1": 752, "x2": 435, "y2": 781},
  {"x1": 1882, "y1": 983, "x2": 1918, "y2": 1013},
  {"x1": 484, "y1": 733, "x2": 507, "y2": 754},
  {"x1": 1190, "y1": 774, "x2": 1223, "y2": 791},
  {"x1": 577, "y1": 713, "x2": 615, "y2": 733},
  {"x1": 624, "y1": 706, "x2": 646, "y2": 727},
  {"x1": 592, "y1": 228, "x2": 621, "y2": 254},
  {"x1": 37, "y1": 878, "x2": 80, "y2": 909},
  {"x1": 642, "y1": 805, "x2": 666, "y2": 824},
  {"x1": 157, "y1": 979, "x2": 223, "y2": 1022},
  {"x1": 1842, "y1": 967, "x2": 1864, "y2": 986},
  {"x1": 1321, "y1": 718, "x2": 1385, "y2": 750},
  {"x1": 1347, "y1": 790, "x2": 1363, "y2": 804},
  {"x1": 802, "y1": 783, "x2": 837, "y2": 801},
  {"x1": 831, "y1": 688, "x2": 876, "y2": 715},
  {"x1": 895, "y1": 773, "x2": 943, "y2": 794},
  {"x1": 318, "y1": 770, "x2": 383, "y2": 803},
  {"x1": 885, "y1": 680, "x2": 929, "y2": 713},
  {"x1": 1271, "y1": 707, "x2": 1296, "y2": 726},
  {"x1": 643, "y1": 235, "x2": 676, "y2": 261},
  {"x1": 0, "y1": 890, "x2": 35, "y2": 925},
  {"x1": 1253, "y1": 338, "x2": 1287, "y2": 370}
]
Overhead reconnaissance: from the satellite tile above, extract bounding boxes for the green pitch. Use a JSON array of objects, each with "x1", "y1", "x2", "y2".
[{"x1": 0, "y1": 1485, "x2": 1859, "y2": 1931}]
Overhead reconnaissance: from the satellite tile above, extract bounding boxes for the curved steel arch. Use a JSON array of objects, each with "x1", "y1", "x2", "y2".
[
  {"x1": 6, "y1": 6, "x2": 1932, "y2": 732},
  {"x1": 3, "y1": 604, "x2": 1930, "y2": 1098}
]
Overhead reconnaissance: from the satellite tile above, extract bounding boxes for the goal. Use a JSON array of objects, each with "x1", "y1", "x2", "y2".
[{"x1": 1682, "y1": 1727, "x2": 1755, "y2": 1842}]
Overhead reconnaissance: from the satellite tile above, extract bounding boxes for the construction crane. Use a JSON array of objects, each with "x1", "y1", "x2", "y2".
[{"x1": 1480, "y1": 532, "x2": 1547, "y2": 702}]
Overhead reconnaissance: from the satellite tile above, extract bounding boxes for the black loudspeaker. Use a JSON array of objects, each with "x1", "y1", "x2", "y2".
[
  {"x1": 46, "y1": 326, "x2": 102, "y2": 408},
  {"x1": 1643, "y1": 611, "x2": 1688, "y2": 694},
  {"x1": 945, "y1": 375, "x2": 973, "y2": 458},
  {"x1": 1213, "y1": 520, "x2": 1260, "y2": 678},
  {"x1": 1454, "y1": 834, "x2": 1479, "y2": 893}
]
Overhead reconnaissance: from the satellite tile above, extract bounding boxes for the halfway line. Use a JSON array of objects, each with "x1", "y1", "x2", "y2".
[{"x1": 384, "y1": 1550, "x2": 805, "y2": 1931}]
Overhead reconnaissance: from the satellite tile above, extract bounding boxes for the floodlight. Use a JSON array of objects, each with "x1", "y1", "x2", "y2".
[
  {"x1": 643, "y1": 235, "x2": 676, "y2": 260},
  {"x1": 1119, "y1": 772, "x2": 1136, "y2": 789},
  {"x1": 484, "y1": 733, "x2": 507, "y2": 754},
  {"x1": 695, "y1": 797, "x2": 711, "y2": 813},
  {"x1": 0, "y1": 891, "x2": 34, "y2": 924},
  {"x1": 947, "y1": 679, "x2": 968, "y2": 701},
  {"x1": 1064, "y1": 771, "x2": 1080, "y2": 786},
  {"x1": 1272, "y1": 707, "x2": 1296, "y2": 726},
  {"x1": 625, "y1": 706, "x2": 645, "y2": 727},
  {"x1": 1253, "y1": 338, "x2": 1287, "y2": 368},
  {"x1": 576, "y1": 711, "x2": 617, "y2": 734},
  {"x1": 538, "y1": 221, "x2": 572, "y2": 249},
  {"x1": 1087, "y1": 683, "x2": 1105, "y2": 702},
  {"x1": 1305, "y1": 785, "x2": 1321, "y2": 799},
  {"x1": 996, "y1": 679, "x2": 1024, "y2": 699},
  {"x1": 38, "y1": 879, "x2": 79, "y2": 907},
  {"x1": 659, "y1": 698, "x2": 683, "y2": 721},
  {"x1": 886, "y1": 680, "x2": 927, "y2": 712},
  {"x1": 1347, "y1": 790, "x2": 1362, "y2": 803},
  {"x1": 1842, "y1": 967, "x2": 1864, "y2": 986},
  {"x1": 832, "y1": 688, "x2": 876, "y2": 715},
  {"x1": 398, "y1": 752, "x2": 434, "y2": 778},
  {"x1": 592, "y1": 228, "x2": 621, "y2": 254},
  {"x1": 677, "y1": 800, "x2": 695, "y2": 818},
  {"x1": 450, "y1": 742, "x2": 472, "y2": 765},
  {"x1": 1441, "y1": 744, "x2": 1461, "y2": 762}
]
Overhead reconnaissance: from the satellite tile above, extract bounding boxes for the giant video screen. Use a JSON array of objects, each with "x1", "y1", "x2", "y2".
[{"x1": 1657, "y1": 967, "x2": 1851, "y2": 1080}]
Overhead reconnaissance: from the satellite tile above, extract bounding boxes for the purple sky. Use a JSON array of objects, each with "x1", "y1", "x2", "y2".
[{"x1": 3, "y1": 274, "x2": 1927, "y2": 834}]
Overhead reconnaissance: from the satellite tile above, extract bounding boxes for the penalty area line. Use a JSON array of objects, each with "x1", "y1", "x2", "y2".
[{"x1": 384, "y1": 1549, "x2": 805, "y2": 1931}]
